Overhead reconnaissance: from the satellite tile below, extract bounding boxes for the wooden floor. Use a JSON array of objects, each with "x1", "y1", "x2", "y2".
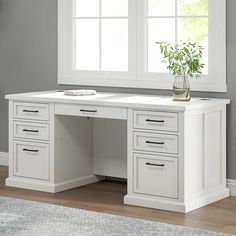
[{"x1": 0, "y1": 166, "x2": 236, "y2": 235}]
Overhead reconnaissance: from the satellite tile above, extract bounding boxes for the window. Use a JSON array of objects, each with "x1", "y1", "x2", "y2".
[{"x1": 58, "y1": 0, "x2": 226, "y2": 92}]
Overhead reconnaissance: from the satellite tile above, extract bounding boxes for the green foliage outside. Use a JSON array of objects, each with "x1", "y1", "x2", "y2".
[
  {"x1": 178, "y1": 0, "x2": 208, "y2": 44},
  {"x1": 178, "y1": 0, "x2": 208, "y2": 16}
]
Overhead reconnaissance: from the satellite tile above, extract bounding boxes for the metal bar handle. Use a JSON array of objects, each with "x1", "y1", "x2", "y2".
[
  {"x1": 80, "y1": 109, "x2": 97, "y2": 113},
  {"x1": 23, "y1": 129, "x2": 39, "y2": 133},
  {"x1": 22, "y1": 148, "x2": 39, "y2": 153},
  {"x1": 146, "y1": 119, "x2": 165, "y2": 123},
  {"x1": 23, "y1": 109, "x2": 39, "y2": 113},
  {"x1": 145, "y1": 140, "x2": 165, "y2": 145},
  {"x1": 146, "y1": 162, "x2": 165, "y2": 167}
]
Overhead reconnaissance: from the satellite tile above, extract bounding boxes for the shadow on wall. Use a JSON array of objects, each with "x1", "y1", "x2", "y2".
[
  {"x1": 0, "y1": 0, "x2": 16, "y2": 12},
  {"x1": 0, "y1": 0, "x2": 15, "y2": 26}
]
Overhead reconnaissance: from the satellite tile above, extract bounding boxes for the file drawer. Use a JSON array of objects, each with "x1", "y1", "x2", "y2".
[
  {"x1": 13, "y1": 141, "x2": 49, "y2": 180},
  {"x1": 134, "y1": 153, "x2": 178, "y2": 198},
  {"x1": 134, "y1": 132, "x2": 178, "y2": 154},
  {"x1": 14, "y1": 121, "x2": 49, "y2": 141},
  {"x1": 134, "y1": 110, "x2": 178, "y2": 132},
  {"x1": 14, "y1": 102, "x2": 49, "y2": 121}
]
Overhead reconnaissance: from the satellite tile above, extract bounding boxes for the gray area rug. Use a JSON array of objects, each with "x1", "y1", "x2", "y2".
[{"x1": 0, "y1": 196, "x2": 232, "y2": 236}]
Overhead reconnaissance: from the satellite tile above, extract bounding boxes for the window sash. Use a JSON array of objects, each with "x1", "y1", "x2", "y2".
[{"x1": 136, "y1": 0, "x2": 226, "y2": 92}]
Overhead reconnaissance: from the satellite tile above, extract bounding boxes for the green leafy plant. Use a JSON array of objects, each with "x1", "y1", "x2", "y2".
[{"x1": 156, "y1": 41, "x2": 205, "y2": 79}]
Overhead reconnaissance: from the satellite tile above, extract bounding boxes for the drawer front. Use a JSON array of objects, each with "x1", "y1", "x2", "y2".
[
  {"x1": 134, "y1": 110, "x2": 178, "y2": 132},
  {"x1": 14, "y1": 102, "x2": 49, "y2": 121},
  {"x1": 134, "y1": 132, "x2": 178, "y2": 154},
  {"x1": 134, "y1": 153, "x2": 178, "y2": 198},
  {"x1": 55, "y1": 103, "x2": 127, "y2": 120},
  {"x1": 14, "y1": 121, "x2": 49, "y2": 141},
  {"x1": 13, "y1": 141, "x2": 49, "y2": 180}
]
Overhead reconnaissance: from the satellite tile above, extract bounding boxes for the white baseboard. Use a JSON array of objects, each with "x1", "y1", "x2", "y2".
[
  {"x1": 0, "y1": 152, "x2": 8, "y2": 166},
  {"x1": 227, "y1": 179, "x2": 236, "y2": 196}
]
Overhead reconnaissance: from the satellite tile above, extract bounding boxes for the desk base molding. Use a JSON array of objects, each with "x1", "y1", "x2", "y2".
[
  {"x1": 184, "y1": 188, "x2": 230, "y2": 213},
  {"x1": 6, "y1": 175, "x2": 104, "y2": 193},
  {"x1": 6, "y1": 178, "x2": 55, "y2": 193},
  {"x1": 124, "y1": 195, "x2": 186, "y2": 213},
  {"x1": 124, "y1": 188, "x2": 229, "y2": 213},
  {"x1": 53, "y1": 175, "x2": 104, "y2": 193}
]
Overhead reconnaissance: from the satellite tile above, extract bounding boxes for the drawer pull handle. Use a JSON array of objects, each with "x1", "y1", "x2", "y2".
[
  {"x1": 23, "y1": 129, "x2": 39, "y2": 133},
  {"x1": 80, "y1": 109, "x2": 97, "y2": 113},
  {"x1": 23, "y1": 109, "x2": 39, "y2": 113},
  {"x1": 146, "y1": 119, "x2": 165, "y2": 123},
  {"x1": 22, "y1": 148, "x2": 39, "y2": 153},
  {"x1": 146, "y1": 162, "x2": 165, "y2": 167},
  {"x1": 146, "y1": 141, "x2": 165, "y2": 145}
]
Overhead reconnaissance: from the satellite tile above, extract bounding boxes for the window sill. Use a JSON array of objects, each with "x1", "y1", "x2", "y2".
[{"x1": 58, "y1": 76, "x2": 227, "y2": 93}]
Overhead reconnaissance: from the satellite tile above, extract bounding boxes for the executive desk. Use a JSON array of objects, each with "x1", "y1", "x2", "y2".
[{"x1": 5, "y1": 91, "x2": 230, "y2": 212}]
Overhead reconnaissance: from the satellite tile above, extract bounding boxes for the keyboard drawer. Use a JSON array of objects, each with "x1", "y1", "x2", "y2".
[
  {"x1": 134, "y1": 110, "x2": 178, "y2": 132},
  {"x1": 14, "y1": 102, "x2": 49, "y2": 121},
  {"x1": 134, "y1": 153, "x2": 178, "y2": 198},
  {"x1": 55, "y1": 103, "x2": 127, "y2": 120},
  {"x1": 14, "y1": 121, "x2": 49, "y2": 141},
  {"x1": 134, "y1": 132, "x2": 178, "y2": 154},
  {"x1": 13, "y1": 141, "x2": 49, "y2": 180}
]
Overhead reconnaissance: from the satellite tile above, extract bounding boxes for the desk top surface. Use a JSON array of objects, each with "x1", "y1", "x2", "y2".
[{"x1": 5, "y1": 91, "x2": 230, "y2": 111}]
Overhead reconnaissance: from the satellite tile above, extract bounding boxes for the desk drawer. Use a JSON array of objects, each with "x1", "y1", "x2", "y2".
[
  {"x1": 134, "y1": 110, "x2": 178, "y2": 132},
  {"x1": 13, "y1": 141, "x2": 49, "y2": 180},
  {"x1": 14, "y1": 121, "x2": 49, "y2": 141},
  {"x1": 134, "y1": 153, "x2": 178, "y2": 198},
  {"x1": 14, "y1": 102, "x2": 49, "y2": 121},
  {"x1": 134, "y1": 132, "x2": 178, "y2": 154},
  {"x1": 55, "y1": 103, "x2": 127, "y2": 120}
]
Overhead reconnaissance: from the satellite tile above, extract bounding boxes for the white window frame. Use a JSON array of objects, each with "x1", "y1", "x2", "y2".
[{"x1": 58, "y1": 0, "x2": 226, "y2": 92}]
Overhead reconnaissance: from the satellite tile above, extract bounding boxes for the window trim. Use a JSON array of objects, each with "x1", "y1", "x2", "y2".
[{"x1": 58, "y1": 0, "x2": 226, "y2": 92}]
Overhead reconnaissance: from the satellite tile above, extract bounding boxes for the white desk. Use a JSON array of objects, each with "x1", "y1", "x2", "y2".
[{"x1": 5, "y1": 91, "x2": 230, "y2": 212}]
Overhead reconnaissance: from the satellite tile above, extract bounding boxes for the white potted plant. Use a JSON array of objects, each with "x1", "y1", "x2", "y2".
[{"x1": 156, "y1": 41, "x2": 205, "y2": 101}]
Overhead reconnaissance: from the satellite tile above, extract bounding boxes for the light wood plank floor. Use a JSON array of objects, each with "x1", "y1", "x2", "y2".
[{"x1": 0, "y1": 166, "x2": 236, "y2": 235}]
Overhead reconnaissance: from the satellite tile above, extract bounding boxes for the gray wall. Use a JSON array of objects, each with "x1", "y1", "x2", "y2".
[{"x1": 0, "y1": 0, "x2": 235, "y2": 178}]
